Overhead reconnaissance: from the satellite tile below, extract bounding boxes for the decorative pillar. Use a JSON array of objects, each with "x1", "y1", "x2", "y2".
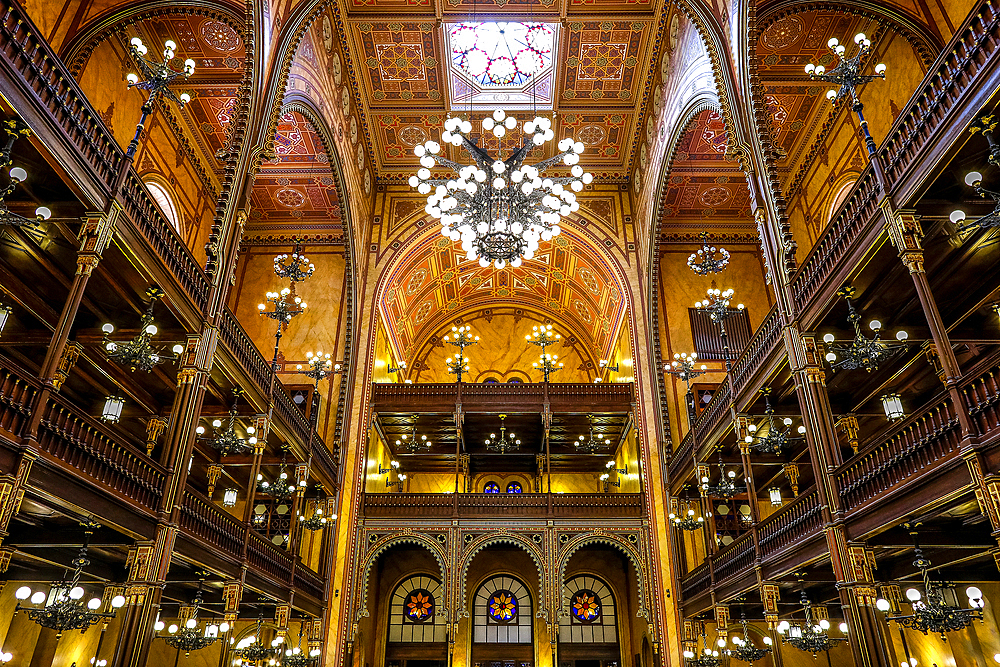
[
  {"x1": 0, "y1": 451, "x2": 34, "y2": 547},
  {"x1": 275, "y1": 603, "x2": 290, "y2": 642},
  {"x1": 158, "y1": 329, "x2": 217, "y2": 520},
  {"x1": 714, "y1": 605, "x2": 730, "y2": 639},
  {"x1": 241, "y1": 415, "x2": 270, "y2": 556},
  {"x1": 963, "y1": 453, "x2": 1000, "y2": 570},
  {"x1": 734, "y1": 417, "x2": 760, "y2": 524},
  {"x1": 110, "y1": 526, "x2": 177, "y2": 667},
  {"x1": 761, "y1": 583, "x2": 784, "y2": 667},
  {"x1": 836, "y1": 543, "x2": 892, "y2": 667},
  {"x1": 884, "y1": 209, "x2": 972, "y2": 436},
  {"x1": 37, "y1": 209, "x2": 117, "y2": 386},
  {"x1": 206, "y1": 464, "x2": 223, "y2": 499},
  {"x1": 782, "y1": 463, "x2": 799, "y2": 497},
  {"x1": 790, "y1": 333, "x2": 845, "y2": 475}
]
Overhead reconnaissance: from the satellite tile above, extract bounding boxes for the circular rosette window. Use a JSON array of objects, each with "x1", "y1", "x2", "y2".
[
  {"x1": 488, "y1": 590, "x2": 518, "y2": 623},
  {"x1": 571, "y1": 589, "x2": 602, "y2": 624},
  {"x1": 405, "y1": 589, "x2": 435, "y2": 623}
]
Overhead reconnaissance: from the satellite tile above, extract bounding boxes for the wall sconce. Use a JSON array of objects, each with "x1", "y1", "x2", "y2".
[
  {"x1": 378, "y1": 461, "x2": 399, "y2": 474},
  {"x1": 605, "y1": 460, "x2": 627, "y2": 475},
  {"x1": 387, "y1": 360, "x2": 407, "y2": 374},
  {"x1": 881, "y1": 393, "x2": 904, "y2": 421},
  {"x1": 599, "y1": 359, "x2": 619, "y2": 372},
  {"x1": 386, "y1": 473, "x2": 407, "y2": 489},
  {"x1": 768, "y1": 487, "x2": 783, "y2": 507},
  {"x1": 599, "y1": 473, "x2": 620, "y2": 489},
  {"x1": 101, "y1": 396, "x2": 125, "y2": 423},
  {"x1": 0, "y1": 303, "x2": 9, "y2": 335},
  {"x1": 223, "y1": 489, "x2": 238, "y2": 507}
]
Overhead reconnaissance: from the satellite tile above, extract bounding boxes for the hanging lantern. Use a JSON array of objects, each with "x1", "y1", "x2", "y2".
[
  {"x1": 881, "y1": 393, "x2": 904, "y2": 421},
  {"x1": 768, "y1": 487, "x2": 783, "y2": 507},
  {"x1": 101, "y1": 396, "x2": 125, "y2": 423},
  {"x1": 223, "y1": 489, "x2": 238, "y2": 507}
]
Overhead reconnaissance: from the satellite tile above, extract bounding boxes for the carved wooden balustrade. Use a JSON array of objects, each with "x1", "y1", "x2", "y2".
[
  {"x1": 679, "y1": 357, "x2": 1000, "y2": 615},
  {"x1": 179, "y1": 489, "x2": 245, "y2": 557},
  {"x1": 362, "y1": 492, "x2": 644, "y2": 520},
  {"x1": 371, "y1": 382, "x2": 635, "y2": 414}
]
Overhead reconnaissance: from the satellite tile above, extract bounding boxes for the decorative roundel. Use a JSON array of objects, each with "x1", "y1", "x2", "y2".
[
  {"x1": 357, "y1": 143, "x2": 365, "y2": 171},
  {"x1": 200, "y1": 20, "x2": 241, "y2": 52},
  {"x1": 331, "y1": 52, "x2": 343, "y2": 85},
  {"x1": 506, "y1": 482, "x2": 522, "y2": 493},
  {"x1": 275, "y1": 188, "x2": 306, "y2": 208},
  {"x1": 484, "y1": 481, "x2": 500, "y2": 493},
  {"x1": 322, "y1": 15, "x2": 334, "y2": 52},
  {"x1": 364, "y1": 168, "x2": 372, "y2": 195},
  {"x1": 571, "y1": 589, "x2": 602, "y2": 623},
  {"x1": 350, "y1": 116, "x2": 359, "y2": 145},
  {"x1": 405, "y1": 589, "x2": 435, "y2": 623},
  {"x1": 341, "y1": 87, "x2": 351, "y2": 117},
  {"x1": 488, "y1": 590, "x2": 518, "y2": 623}
]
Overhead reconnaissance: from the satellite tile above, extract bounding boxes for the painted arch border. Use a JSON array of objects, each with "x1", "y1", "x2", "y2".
[
  {"x1": 459, "y1": 533, "x2": 548, "y2": 621},
  {"x1": 355, "y1": 533, "x2": 449, "y2": 623},
  {"x1": 374, "y1": 220, "x2": 634, "y2": 370},
  {"x1": 557, "y1": 532, "x2": 650, "y2": 622}
]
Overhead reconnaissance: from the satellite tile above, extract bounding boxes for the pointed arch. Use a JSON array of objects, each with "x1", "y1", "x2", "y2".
[
  {"x1": 459, "y1": 534, "x2": 547, "y2": 620},
  {"x1": 557, "y1": 533, "x2": 649, "y2": 621},
  {"x1": 355, "y1": 534, "x2": 449, "y2": 623}
]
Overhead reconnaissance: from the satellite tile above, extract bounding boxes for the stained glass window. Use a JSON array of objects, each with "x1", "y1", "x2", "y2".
[
  {"x1": 560, "y1": 576, "x2": 617, "y2": 643},
  {"x1": 405, "y1": 589, "x2": 435, "y2": 623},
  {"x1": 570, "y1": 589, "x2": 601, "y2": 623},
  {"x1": 506, "y1": 482, "x2": 523, "y2": 493},
  {"x1": 488, "y1": 590, "x2": 518, "y2": 623},
  {"x1": 484, "y1": 481, "x2": 500, "y2": 493},
  {"x1": 450, "y1": 23, "x2": 552, "y2": 86},
  {"x1": 444, "y1": 22, "x2": 558, "y2": 109},
  {"x1": 389, "y1": 575, "x2": 446, "y2": 643},
  {"x1": 474, "y1": 576, "x2": 532, "y2": 643}
]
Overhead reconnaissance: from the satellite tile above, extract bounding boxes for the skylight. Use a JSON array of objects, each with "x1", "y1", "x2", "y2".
[{"x1": 446, "y1": 21, "x2": 557, "y2": 109}]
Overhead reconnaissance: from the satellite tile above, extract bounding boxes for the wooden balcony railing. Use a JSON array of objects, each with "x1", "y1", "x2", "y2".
[
  {"x1": 835, "y1": 395, "x2": 962, "y2": 512},
  {"x1": 362, "y1": 492, "x2": 644, "y2": 519},
  {"x1": 119, "y1": 173, "x2": 209, "y2": 311},
  {"x1": 756, "y1": 490, "x2": 822, "y2": 561},
  {"x1": 680, "y1": 561, "x2": 712, "y2": 601},
  {"x1": 0, "y1": 0, "x2": 122, "y2": 190},
  {"x1": 880, "y1": 0, "x2": 1000, "y2": 190},
  {"x1": 294, "y1": 566, "x2": 326, "y2": 601},
  {"x1": 178, "y1": 489, "x2": 245, "y2": 557},
  {"x1": 371, "y1": 382, "x2": 635, "y2": 414},
  {"x1": 247, "y1": 530, "x2": 294, "y2": 583},
  {"x1": 0, "y1": 367, "x2": 36, "y2": 439},
  {"x1": 713, "y1": 532, "x2": 755, "y2": 584},
  {"x1": 730, "y1": 305, "x2": 783, "y2": 395}
]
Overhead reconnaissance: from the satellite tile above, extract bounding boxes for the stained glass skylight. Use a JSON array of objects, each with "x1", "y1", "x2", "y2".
[{"x1": 446, "y1": 21, "x2": 557, "y2": 109}]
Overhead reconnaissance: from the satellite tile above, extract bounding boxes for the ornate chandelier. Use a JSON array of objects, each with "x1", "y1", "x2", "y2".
[
  {"x1": 14, "y1": 525, "x2": 126, "y2": 638},
  {"x1": 299, "y1": 493, "x2": 331, "y2": 532},
  {"x1": 257, "y1": 450, "x2": 296, "y2": 501},
  {"x1": 232, "y1": 615, "x2": 279, "y2": 665},
  {"x1": 723, "y1": 612, "x2": 772, "y2": 663},
  {"x1": 777, "y1": 592, "x2": 848, "y2": 656},
  {"x1": 273, "y1": 240, "x2": 315, "y2": 283},
  {"x1": 409, "y1": 110, "x2": 592, "y2": 268},
  {"x1": 575, "y1": 414, "x2": 611, "y2": 453},
  {"x1": 197, "y1": 390, "x2": 253, "y2": 457},
  {"x1": 395, "y1": 419, "x2": 432, "y2": 452},
  {"x1": 744, "y1": 389, "x2": 805, "y2": 455},
  {"x1": 688, "y1": 232, "x2": 730, "y2": 275},
  {"x1": 700, "y1": 450, "x2": 746, "y2": 499},
  {"x1": 876, "y1": 527, "x2": 985, "y2": 638},
  {"x1": 101, "y1": 287, "x2": 183, "y2": 372},
  {"x1": 669, "y1": 504, "x2": 705, "y2": 531},
  {"x1": 485, "y1": 413, "x2": 520, "y2": 453},
  {"x1": 822, "y1": 285, "x2": 907, "y2": 372},
  {"x1": 158, "y1": 588, "x2": 219, "y2": 656},
  {"x1": 683, "y1": 632, "x2": 722, "y2": 667}
]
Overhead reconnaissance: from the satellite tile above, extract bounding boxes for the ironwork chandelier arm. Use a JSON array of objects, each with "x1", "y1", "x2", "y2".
[{"x1": 531, "y1": 149, "x2": 576, "y2": 172}]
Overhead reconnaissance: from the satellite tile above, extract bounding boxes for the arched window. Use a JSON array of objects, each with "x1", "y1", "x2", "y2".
[
  {"x1": 506, "y1": 482, "x2": 522, "y2": 493},
  {"x1": 560, "y1": 575, "x2": 617, "y2": 643},
  {"x1": 506, "y1": 377, "x2": 523, "y2": 383},
  {"x1": 482, "y1": 377, "x2": 500, "y2": 383},
  {"x1": 474, "y1": 575, "x2": 533, "y2": 643},
  {"x1": 145, "y1": 179, "x2": 182, "y2": 233},
  {"x1": 483, "y1": 481, "x2": 500, "y2": 493},
  {"x1": 388, "y1": 574, "x2": 446, "y2": 643},
  {"x1": 827, "y1": 179, "x2": 857, "y2": 225}
]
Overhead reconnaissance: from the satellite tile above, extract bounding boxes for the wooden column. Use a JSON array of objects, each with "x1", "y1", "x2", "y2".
[
  {"x1": 833, "y1": 541, "x2": 893, "y2": 667},
  {"x1": 110, "y1": 526, "x2": 177, "y2": 667},
  {"x1": 884, "y1": 209, "x2": 973, "y2": 436}
]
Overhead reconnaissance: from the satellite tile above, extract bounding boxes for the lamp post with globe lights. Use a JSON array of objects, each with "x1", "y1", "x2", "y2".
[
  {"x1": 123, "y1": 37, "x2": 195, "y2": 165},
  {"x1": 444, "y1": 325, "x2": 477, "y2": 382},
  {"x1": 804, "y1": 33, "x2": 886, "y2": 157}
]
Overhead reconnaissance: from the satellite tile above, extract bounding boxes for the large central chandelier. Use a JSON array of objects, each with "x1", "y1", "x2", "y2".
[{"x1": 409, "y1": 110, "x2": 592, "y2": 268}]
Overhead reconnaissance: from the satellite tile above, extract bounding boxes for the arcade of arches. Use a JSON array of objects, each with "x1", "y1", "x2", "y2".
[{"x1": 0, "y1": 0, "x2": 997, "y2": 665}]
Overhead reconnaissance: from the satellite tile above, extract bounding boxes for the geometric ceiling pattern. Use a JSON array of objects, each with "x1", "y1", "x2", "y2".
[
  {"x1": 379, "y1": 228, "x2": 628, "y2": 361},
  {"x1": 659, "y1": 108, "x2": 752, "y2": 220},
  {"x1": 249, "y1": 110, "x2": 343, "y2": 233},
  {"x1": 340, "y1": 0, "x2": 663, "y2": 182}
]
